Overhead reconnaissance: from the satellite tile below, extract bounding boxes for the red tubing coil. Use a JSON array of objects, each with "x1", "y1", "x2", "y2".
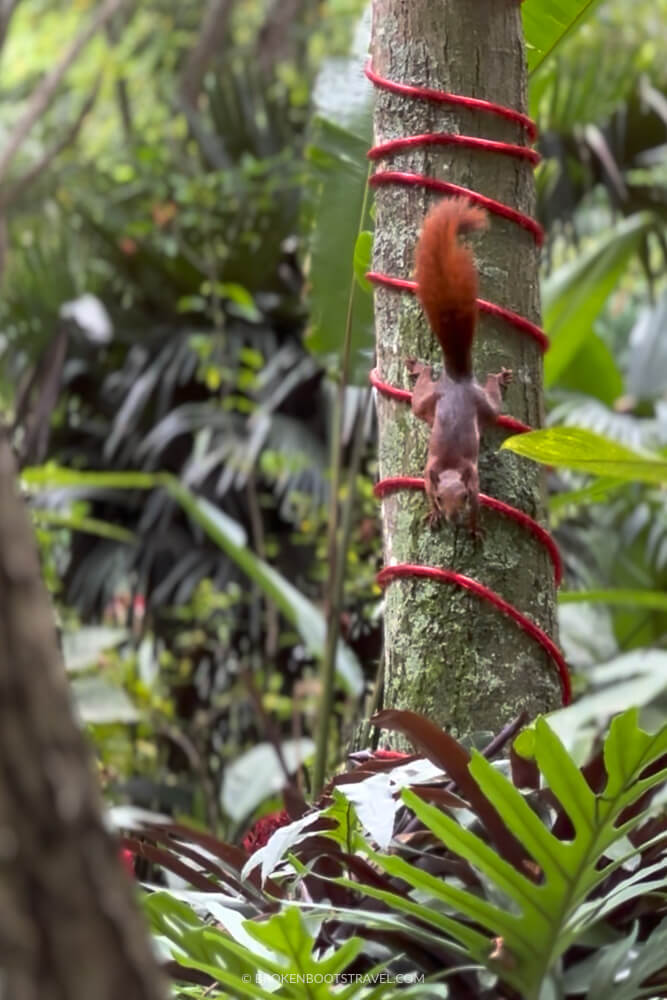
[{"x1": 366, "y1": 54, "x2": 571, "y2": 705}]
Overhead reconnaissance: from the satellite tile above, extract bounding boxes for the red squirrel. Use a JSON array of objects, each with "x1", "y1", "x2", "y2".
[{"x1": 406, "y1": 198, "x2": 512, "y2": 536}]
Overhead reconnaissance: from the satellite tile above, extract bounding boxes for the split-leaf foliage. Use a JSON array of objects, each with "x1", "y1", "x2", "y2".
[{"x1": 130, "y1": 707, "x2": 666, "y2": 999}]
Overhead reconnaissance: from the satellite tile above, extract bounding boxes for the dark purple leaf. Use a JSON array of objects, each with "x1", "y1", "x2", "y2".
[{"x1": 372, "y1": 709, "x2": 530, "y2": 871}]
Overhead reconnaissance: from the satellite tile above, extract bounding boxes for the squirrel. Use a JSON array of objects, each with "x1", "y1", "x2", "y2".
[{"x1": 406, "y1": 198, "x2": 512, "y2": 536}]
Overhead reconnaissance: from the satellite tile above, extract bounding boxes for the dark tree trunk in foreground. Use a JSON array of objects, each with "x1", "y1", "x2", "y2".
[
  {"x1": 371, "y1": 0, "x2": 560, "y2": 736},
  {"x1": 0, "y1": 437, "x2": 166, "y2": 1000}
]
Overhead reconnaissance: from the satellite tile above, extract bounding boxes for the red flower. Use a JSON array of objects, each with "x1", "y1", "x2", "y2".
[
  {"x1": 370, "y1": 749, "x2": 411, "y2": 761},
  {"x1": 119, "y1": 847, "x2": 135, "y2": 876},
  {"x1": 242, "y1": 809, "x2": 290, "y2": 854}
]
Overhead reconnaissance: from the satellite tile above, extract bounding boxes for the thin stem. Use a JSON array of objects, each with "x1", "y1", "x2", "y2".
[
  {"x1": 312, "y1": 174, "x2": 372, "y2": 795},
  {"x1": 357, "y1": 642, "x2": 385, "y2": 751}
]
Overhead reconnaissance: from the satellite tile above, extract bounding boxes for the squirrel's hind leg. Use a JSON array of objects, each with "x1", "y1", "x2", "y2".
[{"x1": 405, "y1": 358, "x2": 438, "y2": 427}]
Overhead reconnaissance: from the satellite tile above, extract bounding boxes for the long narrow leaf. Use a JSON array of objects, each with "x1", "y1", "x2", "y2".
[
  {"x1": 401, "y1": 788, "x2": 555, "y2": 921},
  {"x1": 22, "y1": 465, "x2": 363, "y2": 693},
  {"x1": 501, "y1": 428, "x2": 667, "y2": 484}
]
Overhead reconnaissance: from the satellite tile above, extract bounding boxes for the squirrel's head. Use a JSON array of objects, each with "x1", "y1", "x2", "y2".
[{"x1": 436, "y1": 470, "x2": 468, "y2": 519}]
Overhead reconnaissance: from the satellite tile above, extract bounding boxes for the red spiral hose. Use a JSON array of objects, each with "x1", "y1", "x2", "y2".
[{"x1": 366, "y1": 56, "x2": 571, "y2": 706}]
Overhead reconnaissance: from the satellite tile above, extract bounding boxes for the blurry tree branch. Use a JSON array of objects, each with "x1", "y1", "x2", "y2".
[
  {"x1": 104, "y1": 7, "x2": 134, "y2": 143},
  {"x1": 0, "y1": 434, "x2": 167, "y2": 999},
  {"x1": 11, "y1": 320, "x2": 69, "y2": 467},
  {"x1": 0, "y1": 0, "x2": 127, "y2": 184},
  {"x1": 258, "y1": 0, "x2": 310, "y2": 76},
  {"x1": 0, "y1": 77, "x2": 102, "y2": 210},
  {"x1": 179, "y1": 0, "x2": 236, "y2": 107},
  {"x1": 0, "y1": 0, "x2": 21, "y2": 55},
  {"x1": 177, "y1": 97, "x2": 230, "y2": 169}
]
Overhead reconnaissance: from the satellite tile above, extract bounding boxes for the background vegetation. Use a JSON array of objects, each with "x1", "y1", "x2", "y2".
[{"x1": 0, "y1": 0, "x2": 666, "y2": 995}]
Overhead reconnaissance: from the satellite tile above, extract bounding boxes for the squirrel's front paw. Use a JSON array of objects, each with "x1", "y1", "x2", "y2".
[
  {"x1": 470, "y1": 521, "x2": 486, "y2": 544},
  {"x1": 405, "y1": 357, "x2": 422, "y2": 377},
  {"x1": 425, "y1": 508, "x2": 442, "y2": 530}
]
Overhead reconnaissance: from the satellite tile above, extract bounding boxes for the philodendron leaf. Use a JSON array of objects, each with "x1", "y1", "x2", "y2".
[
  {"x1": 360, "y1": 709, "x2": 667, "y2": 998},
  {"x1": 501, "y1": 427, "x2": 667, "y2": 483}
]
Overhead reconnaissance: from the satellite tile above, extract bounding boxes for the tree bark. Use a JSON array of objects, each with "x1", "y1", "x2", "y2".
[
  {"x1": 371, "y1": 0, "x2": 560, "y2": 736},
  {"x1": 0, "y1": 437, "x2": 166, "y2": 1000}
]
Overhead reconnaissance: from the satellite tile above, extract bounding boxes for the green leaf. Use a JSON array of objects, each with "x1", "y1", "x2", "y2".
[
  {"x1": 549, "y1": 478, "x2": 624, "y2": 515},
  {"x1": 216, "y1": 281, "x2": 262, "y2": 322},
  {"x1": 62, "y1": 626, "x2": 129, "y2": 673},
  {"x1": 303, "y1": 117, "x2": 373, "y2": 384},
  {"x1": 602, "y1": 708, "x2": 667, "y2": 802},
  {"x1": 365, "y1": 710, "x2": 667, "y2": 996},
  {"x1": 22, "y1": 466, "x2": 158, "y2": 490},
  {"x1": 555, "y1": 333, "x2": 623, "y2": 406},
  {"x1": 71, "y1": 675, "x2": 139, "y2": 724},
  {"x1": 335, "y1": 865, "x2": 493, "y2": 960},
  {"x1": 144, "y1": 890, "x2": 207, "y2": 944},
  {"x1": 501, "y1": 428, "x2": 667, "y2": 483},
  {"x1": 584, "y1": 917, "x2": 667, "y2": 1000},
  {"x1": 245, "y1": 907, "x2": 364, "y2": 983},
  {"x1": 165, "y1": 903, "x2": 379, "y2": 999},
  {"x1": 522, "y1": 723, "x2": 597, "y2": 839},
  {"x1": 542, "y1": 213, "x2": 654, "y2": 387},
  {"x1": 544, "y1": 650, "x2": 667, "y2": 753},
  {"x1": 523, "y1": 0, "x2": 608, "y2": 75},
  {"x1": 31, "y1": 508, "x2": 136, "y2": 542},
  {"x1": 559, "y1": 589, "x2": 667, "y2": 611},
  {"x1": 144, "y1": 893, "x2": 285, "y2": 997},
  {"x1": 399, "y1": 788, "x2": 554, "y2": 920},
  {"x1": 220, "y1": 739, "x2": 315, "y2": 821},
  {"x1": 531, "y1": 43, "x2": 639, "y2": 133},
  {"x1": 568, "y1": 862, "x2": 667, "y2": 935},
  {"x1": 353, "y1": 230, "x2": 373, "y2": 293}
]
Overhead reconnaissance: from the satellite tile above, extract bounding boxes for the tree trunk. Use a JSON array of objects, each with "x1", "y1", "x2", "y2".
[
  {"x1": 0, "y1": 437, "x2": 166, "y2": 1000},
  {"x1": 179, "y1": 0, "x2": 237, "y2": 107},
  {"x1": 371, "y1": 0, "x2": 561, "y2": 736},
  {"x1": 258, "y1": 0, "x2": 309, "y2": 76}
]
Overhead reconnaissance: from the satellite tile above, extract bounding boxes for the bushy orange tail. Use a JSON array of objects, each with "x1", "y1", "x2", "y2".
[{"x1": 415, "y1": 199, "x2": 487, "y2": 378}]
